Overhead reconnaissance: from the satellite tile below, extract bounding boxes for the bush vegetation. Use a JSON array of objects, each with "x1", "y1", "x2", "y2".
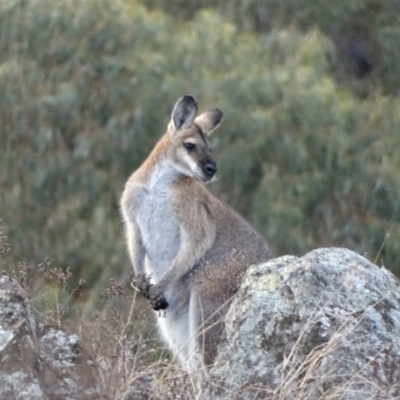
[{"x1": 1, "y1": 0, "x2": 400, "y2": 303}]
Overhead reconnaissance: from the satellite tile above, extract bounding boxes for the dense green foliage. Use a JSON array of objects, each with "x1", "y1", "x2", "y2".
[
  {"x1": 145, "y1": 0, "x2": 400, "y2": 94},
  {"x1": 1, "y1": 0, "x2": 400, "y2": 296}
]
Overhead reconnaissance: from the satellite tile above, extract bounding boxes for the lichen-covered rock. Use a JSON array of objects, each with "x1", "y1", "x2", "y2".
[
  {"x1": 200, "y1": 248, "x2": 400, "y2": 400},
  {"x1": 0, "y1": 275, "x2": 105, "y2": 400}
]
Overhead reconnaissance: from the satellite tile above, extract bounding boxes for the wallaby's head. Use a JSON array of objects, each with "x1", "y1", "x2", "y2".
[{"x1": 166, "y1": 95, "x2": 223, "y2": 182}]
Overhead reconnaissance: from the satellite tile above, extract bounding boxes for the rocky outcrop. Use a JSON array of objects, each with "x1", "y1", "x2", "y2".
[
  {"x1": 0, "y1": 275, "x2": 105, "y2": 400},
  {"x1": 3, "y1": 248, "x2": 400, "y2": 400},
  {"x1": 200, "y1": 248, "x2": 400, "y2": 400}
]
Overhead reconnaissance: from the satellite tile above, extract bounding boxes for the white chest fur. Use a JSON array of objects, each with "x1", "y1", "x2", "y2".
[{"x1": 133, "y1": 161, "x2": 181, "y2": 282}]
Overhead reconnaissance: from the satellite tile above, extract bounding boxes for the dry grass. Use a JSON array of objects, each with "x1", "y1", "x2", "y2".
[
  {"x1": 76, "y1": 285, "x2": 198, "y2": 400},
  {"x1": 0, "y1": 219, "x2": 195, "y2": 398},
  {"x1": 2, "y1": 219, "x2": 400, "y2": 399}
]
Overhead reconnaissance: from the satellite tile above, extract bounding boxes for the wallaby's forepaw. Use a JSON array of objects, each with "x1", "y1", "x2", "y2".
[
  {"x1": 136, "y1": 273, "x2": 152, "y2": 299},
  {"x1": 148, "y1": 286, "x2": 169, "y2": 311}
]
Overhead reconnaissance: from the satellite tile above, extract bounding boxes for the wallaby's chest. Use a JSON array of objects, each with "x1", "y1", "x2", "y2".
[
  {"x1": 134, "y1": 184, "x2": 180, "y2": 273},
  {"x1": 135, "y1": 187, "x2": 176, "y2": 232}
]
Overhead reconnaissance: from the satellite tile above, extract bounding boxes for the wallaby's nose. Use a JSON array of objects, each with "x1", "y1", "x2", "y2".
[{"x1": 204, "y1": 162, "x2": 217, "y2": 178}]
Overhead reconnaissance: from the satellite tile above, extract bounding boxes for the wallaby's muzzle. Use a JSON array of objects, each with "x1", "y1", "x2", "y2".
[{"x1": 202, "y1": 160, "x2": 217, "y2": 181}]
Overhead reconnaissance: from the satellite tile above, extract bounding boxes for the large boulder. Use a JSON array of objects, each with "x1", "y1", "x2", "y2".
[
  {"x1": 200, "y1": 248, "x2": 400, "y2": 400},
  {"x1": 0, "y1": 275, "x2": 105, "y2": 400}
]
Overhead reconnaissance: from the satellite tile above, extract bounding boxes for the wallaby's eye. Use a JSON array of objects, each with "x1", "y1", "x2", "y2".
[{"x1": 184, "y1": 143, "x2": 196, "y2": 151}]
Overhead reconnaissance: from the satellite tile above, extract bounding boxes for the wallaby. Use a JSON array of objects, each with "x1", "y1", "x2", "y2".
[{"x1": 120, "y1": 95, "x2": 273, "y2": 373}]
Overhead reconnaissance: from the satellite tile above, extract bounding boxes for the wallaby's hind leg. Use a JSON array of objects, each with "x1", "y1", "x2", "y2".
[
  {"x1": 190, "y1": 290, "x2": 229, "y2": 369},
  {"x1": 191, "y1": 257, "x2": 256, "y2": 368},
  {"x1": 156, "y1": 296, "x2": 195, "y2": 370},
  {"x1": 157, "y1": 312, "x2": 187, "y2": 363},
  {"x1": 187, "y1": 291, "x2": 205, "y2": 372}
]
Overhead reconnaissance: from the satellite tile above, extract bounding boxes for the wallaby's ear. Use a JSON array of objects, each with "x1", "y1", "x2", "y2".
[
  {"x1": 194, "y1": 108, "x2": 223, "y2": 136},
  {"x1": 170, "y1": 95, "x2": 198, "y2": 132}
]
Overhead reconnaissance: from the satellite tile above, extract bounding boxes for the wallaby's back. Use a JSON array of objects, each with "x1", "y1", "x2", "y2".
[{"x1": 177, "y1": 182, "x2": 273, "y2": 366}]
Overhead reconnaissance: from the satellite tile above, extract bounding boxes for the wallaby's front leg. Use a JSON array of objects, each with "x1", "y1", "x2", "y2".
[
  {"x1": 148, "y1": 284, "x2": 169, "y2": 310},
  {"x1": 125, "y1": 219, "x2": 169, "y2": 309},
  {"x1": 149, "y1": 222, "x2": 216, "y2": 310},
  {"x1": 135, "y1": 269, "x2": 168, "y2": 310},
  {"x1": 136, "y1": 273, "x2": 152, "y2": 299},
  {"x1": 125, "y1": 222, "x2": 151, "y2": 298}
]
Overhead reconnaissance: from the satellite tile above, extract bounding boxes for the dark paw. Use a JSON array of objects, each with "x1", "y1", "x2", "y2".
[
  {"x1": 136, "y1": 273, "x2": 152, "y2": 299},
  {"x1": 148, "y1": 286, "x2": 169, "y2": 311}
]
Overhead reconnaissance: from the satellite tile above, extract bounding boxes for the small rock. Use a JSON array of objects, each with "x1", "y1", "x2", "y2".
[{"x1": 0, "y1": 275, "x2": 105, "y2": 400}]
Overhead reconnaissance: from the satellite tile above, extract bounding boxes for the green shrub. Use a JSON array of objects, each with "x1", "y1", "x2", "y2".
[{"x1": 144, "y1": 0, "x2": 400, "y2": 95}]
